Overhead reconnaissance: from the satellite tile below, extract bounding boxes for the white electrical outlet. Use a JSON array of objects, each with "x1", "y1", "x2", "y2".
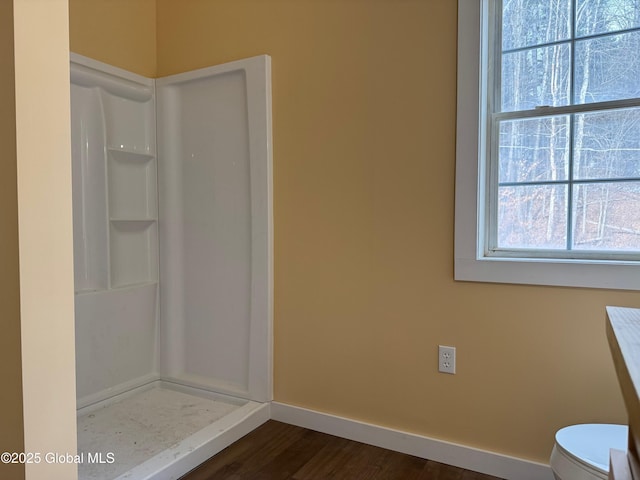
[{"x1": 438, "y1": 345, "x2": 456, "y2": 374}]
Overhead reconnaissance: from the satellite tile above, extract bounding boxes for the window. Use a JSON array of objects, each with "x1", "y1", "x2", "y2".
[{"x1": 455, "y1": 0, "x2": 640, "y2": 290}]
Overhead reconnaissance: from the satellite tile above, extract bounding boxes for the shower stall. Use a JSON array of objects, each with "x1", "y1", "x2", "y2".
[{"x1": 70, "y1": 53, "x2": 273, "y2": 480}]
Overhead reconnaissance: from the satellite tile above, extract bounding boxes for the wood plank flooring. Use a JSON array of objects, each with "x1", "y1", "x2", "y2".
[{"x1": 179, "y1": 420, "x2": 504, "y2": 480}]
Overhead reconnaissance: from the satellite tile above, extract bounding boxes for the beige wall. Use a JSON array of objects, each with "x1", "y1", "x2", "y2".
[
  {"x1": 14, "y1": 0, "x2": 77, "y2": 478},
  {"x1": 0, "y1": 1, "x2": 25, "y2": 478},
  {"x1": 69, "y1": 0, "x2": 640, "y2": 464},
  {"x1": 69, "y1": 0, "x2": 156, "y2": 77}
]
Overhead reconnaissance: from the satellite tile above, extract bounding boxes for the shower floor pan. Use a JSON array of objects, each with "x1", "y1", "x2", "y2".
[{"x1": 77, "y1": 381, "x2": 269, "y2": 480}]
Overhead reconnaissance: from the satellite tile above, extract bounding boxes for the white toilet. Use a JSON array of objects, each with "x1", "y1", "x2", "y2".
[{"x1": 550, "y1": 424, "x2": 628, "y2": 480}]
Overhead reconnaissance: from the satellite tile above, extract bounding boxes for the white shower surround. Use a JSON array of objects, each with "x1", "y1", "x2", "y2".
[{"x1": 71, "y1": 53, "x2": 273, "y2": 480}]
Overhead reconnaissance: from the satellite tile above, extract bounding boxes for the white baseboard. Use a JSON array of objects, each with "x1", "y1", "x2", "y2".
[{"x1": 271, "y1": 402, "x2": 554, "y2": 480}]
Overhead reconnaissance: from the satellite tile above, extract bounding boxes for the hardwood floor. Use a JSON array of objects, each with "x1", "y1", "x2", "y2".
[{"x1": 179, "y1": 420, "x2": 504, "y2": 480}]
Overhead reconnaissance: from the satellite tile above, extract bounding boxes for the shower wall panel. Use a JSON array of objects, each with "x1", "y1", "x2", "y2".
[
  {"x1": 157, "y1": 56, "x2": 273, "y2": 403},
  {"x1": 71, "y1": 56, "x2": 159, "y2": 407}
]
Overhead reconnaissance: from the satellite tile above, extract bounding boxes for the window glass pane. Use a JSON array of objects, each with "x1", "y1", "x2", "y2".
[
  {"x1": 491, "y1": 0, "x2": 640, "y2": 260},
  {"x1": 498, "y1": 184, "x2": 568, "y2": 248},
  {"x1": 574, "y1": 107, "x2": 640, "y2": 180},
  {"x1": 502, "y1": 0, "x2": 572, "y2": 50},
  {"x1": 499, "y1": 116, "x2": 570, "y2": 183},
  {"x1": 502, "y1": 44, "x2": 571, "y2": 111},
  {"x1": 573, "y1": 182, "x2": 640, "y2": 250},
  {"x1": 574, "y1": 31, "x2": 640, "y2": 104},
  {"x1": 576, "y1": 0, "x2": 640, "y2": 37}
]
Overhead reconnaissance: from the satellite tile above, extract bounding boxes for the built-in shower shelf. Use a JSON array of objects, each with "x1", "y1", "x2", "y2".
[
  {"x1": 108, "y1": 149, "x2": 157, "y2": 220},
  {"x1": 110, "y1": 218, "x2": 157, "y2": 222},
  {"x1": 107, "y1": 146, "x2": 155, "y2": 159},
  {"x1": 75, "y1": 287, "x2": 105, "y2": 296},
  {"x1": 109, "y1": 220, "x2": 158, "y2": 288},
  {"x1": 109, "y1": 280, "x2": 158, "y2": 291}
]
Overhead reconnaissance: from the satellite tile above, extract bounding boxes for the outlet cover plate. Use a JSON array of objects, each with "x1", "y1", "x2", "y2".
[{"x1": 439, "y1": 345, "x2": 456, "y2": 374}]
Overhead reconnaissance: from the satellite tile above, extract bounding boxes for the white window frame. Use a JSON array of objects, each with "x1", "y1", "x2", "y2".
[{"x1": 454, "y1": 0, "x2": 640, "y2": 290}]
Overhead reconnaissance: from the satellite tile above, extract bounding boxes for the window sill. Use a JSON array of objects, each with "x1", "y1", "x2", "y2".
[{"x1": 455, "y1": 255, "x2": 640, "y2": 290}]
